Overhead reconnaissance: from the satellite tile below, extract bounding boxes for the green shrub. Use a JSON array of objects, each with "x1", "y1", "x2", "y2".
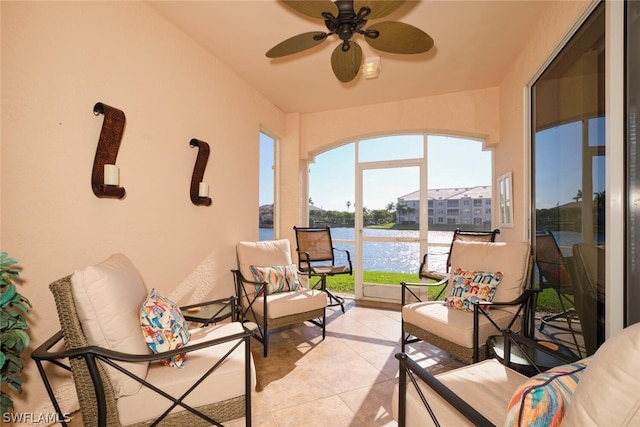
[
  {"x1": 323, "y1": 272, "x2": 567, "y2": 312},
  {"x1": 1, "y1": 253, "x2": 31, "y2": 414}
]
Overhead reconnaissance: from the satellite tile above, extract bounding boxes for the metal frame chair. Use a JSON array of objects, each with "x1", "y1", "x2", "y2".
[
  {"x1": 293, "y1": 226, "x2": 352, "y2": 313},
  {"x1": 401, "y1": 241, "x2": 535, "y2": 363},
  {"x1": 233, "y1": 239, "x2": 327, "y2": 357},
  {"x1": 31, "y1": 276, "x2": 254, "y2": 427},
  {"x1": 411, "y1": 228, "x2": 500, "y2": 300},
  {"x1": 395, "y1": 329, "x2": 581, "y2": 427},
  {"x1": 535, "y1": 230, "x2": 582, "y2": 357}
]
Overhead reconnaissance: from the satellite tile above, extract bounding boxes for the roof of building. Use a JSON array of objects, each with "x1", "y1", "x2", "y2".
[{"x1": 398, "y1": 186, "x2": 492, "y2": 202}]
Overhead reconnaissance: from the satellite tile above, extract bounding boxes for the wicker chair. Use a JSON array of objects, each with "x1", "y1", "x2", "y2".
[
  {"x1": 31, "y1": 254, "x2": 254, "y2": 427},
  {"x1": 401, "y1": 241, "x2": 535, "y2": 363},
  {"x1": 233, "y1": 239, "x2": 327, "y2": 357}
]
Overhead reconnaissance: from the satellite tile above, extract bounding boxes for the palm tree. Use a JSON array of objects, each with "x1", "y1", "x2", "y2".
[
  {"x1": 573, "y1": 189, "x2": 583, "y2": 202},
  {"x1": 346, "y1": 201, "x2": 351, "y2": 211}
]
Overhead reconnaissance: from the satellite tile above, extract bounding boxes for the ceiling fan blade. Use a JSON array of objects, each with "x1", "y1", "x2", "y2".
[
  {"x1": 266, "y1": 32, "x2": 328, "y2": 58},
  {"x1": 331, "y1": 41, "x2": 363, "y2": 83},
  {"x1": 281, "y1": 0, "x2": 338, "y2": 19},
  {"x1": 354, "y1": 0, "x2": 405, "y2": 20},
  {"x1": 365, "y1": 21, "x2": 434, "y2": 54}
]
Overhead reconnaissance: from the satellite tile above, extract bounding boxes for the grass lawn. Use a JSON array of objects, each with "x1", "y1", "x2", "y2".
[{"x1": 323, "y1": 272, "x2": 568, "y2": 313}]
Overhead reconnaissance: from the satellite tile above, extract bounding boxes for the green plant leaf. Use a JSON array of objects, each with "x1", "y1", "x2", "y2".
[
  {"x1": 1, "y1": 391, "x2": 15, "y2": 413},
  {"x1": 0, "y1": 283, "x2": 17, "y2": 306}
]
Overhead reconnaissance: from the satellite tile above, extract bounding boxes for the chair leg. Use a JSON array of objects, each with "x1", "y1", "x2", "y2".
[
  {"x1": 263, "y1": 317, "x2": 268, "y2": 357},
  {"x1": 317, "y1": 274, "x2": 345, "y2": 313},
  {"x1": 325, "y1": 289, "x2": 345, "y2": 313},
  {"x1": 538, "y1": 290, "x2": 582, "y2": 358}
]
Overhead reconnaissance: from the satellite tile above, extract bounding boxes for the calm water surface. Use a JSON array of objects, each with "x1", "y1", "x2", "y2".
[
  {"x1": 260, "y1": 227, "x2": 452, "y2": 273},
  {"x1": 260, "y1": 228, "x2": 590, "y2": 274}
]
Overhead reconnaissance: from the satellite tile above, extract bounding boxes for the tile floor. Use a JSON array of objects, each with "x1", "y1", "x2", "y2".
[
  {"x1": 66, "y1": 296, "x2": 583, "y2": 426},
  {"x1": 227, "y1": 298, "x2": 465, "y2": 427}
]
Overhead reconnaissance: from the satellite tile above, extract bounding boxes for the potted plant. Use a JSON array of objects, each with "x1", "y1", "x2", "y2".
[{"x1": 1, "y1": 252, "x2": 31, "y2": 414}]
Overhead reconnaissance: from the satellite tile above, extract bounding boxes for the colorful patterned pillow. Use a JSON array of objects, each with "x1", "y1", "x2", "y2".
[
  {"x1": 445, "y1": 267, "x2": 503, "y2": 312},
  {"x1": 140, "y1": 288, "x2": 191, "y2": 368},
  {"x1": 505, "y1": 357, "x2": 592, "y2": 427},
  {"x1": 250, "y1": 264, "x2": 302, "y2": 295}
]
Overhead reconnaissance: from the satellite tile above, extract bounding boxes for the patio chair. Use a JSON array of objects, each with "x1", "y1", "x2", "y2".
[
  {"x1": 31, "y1": 253, "x2": 254, "y2": 427},
  {"x1": 233, "y1": 239, "x2": 327, "y2": 357},
  {"x1": 415, "y1": 228, "x2": 500, "y2": 300},
  {"x1": 293, "y1": 226, "x2": 352, "y2": 313},
  {"x1": 569, "y1": 242, "x2": 605, "y2": 356},
  {"x1": 401, "y1": 241, "x2": 534, "y2": 363},
  {"x1": 535, "y1": 230, "x2": 582, "y2": 357},
  {"x1": 393, "y1": 323, "x2": 640, "y2": 427}
]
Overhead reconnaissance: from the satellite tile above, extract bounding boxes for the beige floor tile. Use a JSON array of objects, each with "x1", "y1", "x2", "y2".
[
  {"x1": 258, "y1": 364, "x2": 336, "y2": 412},
  {"x1": 339, "y1": 380, "x2": 399, "y2": 426},
  {"x1": 271, "y1": 395, "x2": 366, "y2": 427}
]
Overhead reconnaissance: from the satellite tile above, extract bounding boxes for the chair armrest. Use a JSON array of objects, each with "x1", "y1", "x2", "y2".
[
  {"x1": 475, "y1": 288, "x2": 541, "y2": 308},
  {"x1": 33, "y1": 328, "x2": 253, "y2": 365},
  {"x1": 395, "y1": 352, "x2": 494, "y2": 427},
  {"x1": 400, "y1": 276, "x2": 449, "y2": 305},
  {"x1": 332, "y1": 247, "x2": 353, "y2": 272},
  {"x1": 401, "y1": 276, "x2": 449, "y2": 288}
]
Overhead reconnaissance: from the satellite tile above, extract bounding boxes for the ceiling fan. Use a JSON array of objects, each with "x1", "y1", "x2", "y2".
[{"x1": 266, "y1": 0, "x2": 434, "y2": 83}]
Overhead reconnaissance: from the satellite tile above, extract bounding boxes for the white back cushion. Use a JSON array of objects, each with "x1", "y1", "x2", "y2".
[
  {"x1": 236, "y1": 239, "x2": 293, "y2": 280},
  {"x1": 563, "y1": 322, "x2": 640, "y2": 426},
  {"x1": 71, "y1": 253, "x2": 151, "y2": 397},
  {"x1": 448, "y1": 241, "x2": 530, "y2": 306}
]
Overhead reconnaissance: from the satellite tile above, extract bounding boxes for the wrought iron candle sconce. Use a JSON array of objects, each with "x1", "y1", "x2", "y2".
[
  {"x1": 189, "y1": 139, "x2": 212, "y2": 206},
  {"x1": 92, "y1": 102, "x2": 126, "y2": 199}
]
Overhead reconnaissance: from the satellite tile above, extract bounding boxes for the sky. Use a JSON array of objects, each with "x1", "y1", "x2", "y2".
[
  {"x1": 260, "y1": 133, "x2": 493, "y2": 211},
  {"x1": 535, "y1": 117, "x2": 605, "y2": 209},
  {"x1": 261, "y1": 125, "x2": 606, "y2": 212}
]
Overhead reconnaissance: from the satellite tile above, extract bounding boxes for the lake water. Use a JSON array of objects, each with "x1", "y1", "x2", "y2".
[
  {"x1": 260, "y1": 227, "x2": 451, "y2": 274},
  {"x1": 260, "y1": 228, "x2": 594, "y2": 274}
]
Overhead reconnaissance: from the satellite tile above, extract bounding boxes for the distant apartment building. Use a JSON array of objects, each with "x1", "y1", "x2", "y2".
[{"x1": 397, "y1": 186, "x2": 492, "y2": 225}]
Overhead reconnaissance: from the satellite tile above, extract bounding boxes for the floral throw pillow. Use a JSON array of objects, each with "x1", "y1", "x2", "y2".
[
  {"x1": 250, "y1": 264, "x2": 302, "y2": 295},
  {"x1": 140, "y1": 288, "x2": 190, "y2": 368},
  {"x1": 445, "y1": 267, "x2": 503, "y2": 312}
]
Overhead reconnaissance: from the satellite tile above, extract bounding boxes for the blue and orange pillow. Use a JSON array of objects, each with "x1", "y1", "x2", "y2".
[{"x1": 505, "y1": 357, "x2": 592, "y2": 426}]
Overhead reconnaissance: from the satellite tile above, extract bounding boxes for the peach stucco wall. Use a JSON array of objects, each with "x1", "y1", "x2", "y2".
[
  {"x1": 1, "y1": 1, "x2": 285, "y2": 415},
  {"x1": 1, "y1": 0, "x2": 590, "y2": 419}
]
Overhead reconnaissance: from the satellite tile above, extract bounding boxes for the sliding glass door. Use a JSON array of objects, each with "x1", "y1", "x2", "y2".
[
  {"x1": 531, "y1": 2, "x2": 605, "y2": 356},
  {"x1": 626, "y1": 1, "x2": 640, "y2": 326}
]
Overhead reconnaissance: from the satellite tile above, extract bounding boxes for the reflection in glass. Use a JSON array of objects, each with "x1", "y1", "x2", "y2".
[{"x1": 532, "y1": 2, "x2": 605, "y2": 356}]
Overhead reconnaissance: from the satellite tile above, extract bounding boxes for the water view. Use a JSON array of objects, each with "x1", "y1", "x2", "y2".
[
  {"x1": 260, "y1": 228, "x2": 452, "y2": 274},
  {"x1": 260, "y1": 227, "x2": 592, "y2": 274}
]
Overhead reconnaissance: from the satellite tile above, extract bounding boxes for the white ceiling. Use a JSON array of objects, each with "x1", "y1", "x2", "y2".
[{"x1": 148, "y1": 0, "x2": 551, "y2": 114}]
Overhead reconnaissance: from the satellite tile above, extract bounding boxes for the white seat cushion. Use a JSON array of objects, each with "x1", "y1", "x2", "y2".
[
  {"x1": 70, "y1": 253, "x2": 151, "y2": 397},
  {"x1": 392, "y1": 359, "x2": 528, "y2": 426},
  {"x1": 403, "y1": 302, "x2": 520, "y2": 348},
  {"x1": 116, "y1": 322, "x2": 255, "y2": 425},
  {"x1": 253, "y1": 289, "x2": 327, "y2": 319}
]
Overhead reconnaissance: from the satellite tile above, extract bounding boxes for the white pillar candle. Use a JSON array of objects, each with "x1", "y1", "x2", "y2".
[
  {"x1": 198, "y1": 182, "x2": 209, "y2": 197},
  {"x1": 104, "y1": 164, "x2": 119, "y2": 186}
]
